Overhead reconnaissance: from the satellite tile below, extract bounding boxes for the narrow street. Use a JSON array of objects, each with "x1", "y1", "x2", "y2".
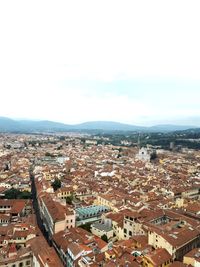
[{"x1": 30, "y1": 170, "x2": 51, "y2": 245}]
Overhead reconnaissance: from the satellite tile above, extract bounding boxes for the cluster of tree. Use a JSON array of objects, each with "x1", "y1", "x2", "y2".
[
  {"x1": 101, "y1": 234, "x2": 108, "y2": 243},
  {"x1": 79, "y1": 222, "x2": 92, "y2": 232},
  {"x1": 66, "y1": 195, "x2": 73, "y2": 205},
  {"x1": 93, "y1": 131, "x2": 200, "y2": 150},
  {"x1": 2, "y1": 188, "x2": 32, "y2": 199},
  {"x1": 176, "y1": 140, "x2": 200, "y2": 150},
  {"x1": 59, "y1": 136, "x2": 66, "y2": 141},
  {"x1": 150, "y1": 151, "x2": 157, "y2": 161},
  {"x1": 45, "y1": 152, "x2": 56, "y2": 157},
  {"x1": 45, "y1": 152, "x2": 64, "y2": 157},
  {"x1": 51, "y1": 178, "x2": 61, "y2": 191}
]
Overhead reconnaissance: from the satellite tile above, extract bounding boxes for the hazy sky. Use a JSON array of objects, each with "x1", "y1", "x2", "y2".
[{"x1": 0, "y1": 0, "x2": 200, "y2": 126}]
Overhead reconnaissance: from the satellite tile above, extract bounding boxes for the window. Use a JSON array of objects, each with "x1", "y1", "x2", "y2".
[
  {"x1": 129, "y1": 231, "x2": 132, "y2": 236},
  {"x1": 19, "y1": 263, "x2": 23, "y2": 267},
  {"x1": 26, "y1": 260, "x2": 31, "y2": 265},
  {"x1": 124, "y1": 229, "x2": 127, "y2": 234}
]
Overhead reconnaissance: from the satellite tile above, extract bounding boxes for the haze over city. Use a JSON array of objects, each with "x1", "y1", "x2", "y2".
[
  {"x1": 0, "y1": 0, "x2": 200, "y2": 126},
  {"x1": 1, "y1": 2, "x2": 200, "y2": 267}
]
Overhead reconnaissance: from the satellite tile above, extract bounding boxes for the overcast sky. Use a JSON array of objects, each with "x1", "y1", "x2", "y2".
[{"x1": 0, "y1": 0, "x2": 200, "y2": 126}]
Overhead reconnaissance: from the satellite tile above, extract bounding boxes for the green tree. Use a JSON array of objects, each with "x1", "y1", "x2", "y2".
[
  {"x1": 101, "y1": 234, "x2": 108, "y2": 243},
  {"x1": 66, "y1": 195, "x2": 73, "y2": 205},
  {"x1": 3, "y1": 188, "x2": 32, "y2": 199},
  {"x1": 150, "y1": 151, "x2": 157, "y2": 161},
  {"x1": 79, "y1": 223, "x2": 92, "y2": 232},
  {"x1": 20, "y1": 191, "x2": 32, "y2": 199},
  {"x1": 51, "y1": 178, "x2": 61, "y2": 191},
  {"x1": 4, "y1": 188, "x2": 19, "y2": 199}
]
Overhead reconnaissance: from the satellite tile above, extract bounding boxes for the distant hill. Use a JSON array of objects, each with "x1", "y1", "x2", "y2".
[
  {"x1": 73, "y1": 121, "x2": 146, "y2": 131},
  {"x1": 0, "y1": 117, "x2": 198, "y2": 133},
  {"x1": 149, "y1": 124, "x2": 195, "y2": 132},
  {"x1": 19, "y1": 120, "x2": 72, "y2": 132},
  {"x1": 0, "y1": 117, "x2": 72, "y2": 133},
  {"x1": 175, "y1": 127, "x2": 200, "y2": 134},
  {"x1": 0, "y1": 117, "x2": 21, "y2": 132}
]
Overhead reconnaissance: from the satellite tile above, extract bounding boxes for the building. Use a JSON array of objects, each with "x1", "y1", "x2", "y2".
[
  {"x1": 28, "y1": 236, "x2": 63, "y2": 267},
  {"x1": 143, "y1": 248, "x2": 172, "y2": 267},
  {"x1": 0, "y1": 246, "x2": 32, "y2": 267},
  {"x1": 57, "y1": 187, "x2": 73, "y2": 200},
  {"x1": 183, "y1": 248, "x2": 200, "y2": 266},
  {"x1": 91, "y1": 219, "x2": 113, "y2": 240},
  {"x1": 123, "y1": 211, "x2": 146, "y2": 239},
  {"x1": 135, "y1": 147, "x2": 151, "y2": 162},
  {"x1": 148, "y1": 225, "x2": 200, "y2": 261},
  {"x1": 76, "y1": 205, "x2": 110, "y2": 226},
  {"x1": 39, "y1": 194, "x2": 75, "y2": 237}
]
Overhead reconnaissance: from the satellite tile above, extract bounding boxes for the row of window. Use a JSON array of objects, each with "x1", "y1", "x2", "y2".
[
  {"x1": 11, "y1": 260, "x2": 31, "y2": 267},
  {"x1": 125, "y1": 216, "x2": 134, "y2": 221},
  {"x1": 124, "y1": 220, "x2": 135, "y2": 227},
  {"x1": 14, "y1": 237, "x2": 26, "y2": 240},
  {"x1": 66, "y1": 219, "x2": 73, "y2": 223},
  {"x1": 124, "y1": 229, "x2": 133, "y2": 236},
  {"x1": 0, "y1": 219, "x2": 9, "y2": 223}
]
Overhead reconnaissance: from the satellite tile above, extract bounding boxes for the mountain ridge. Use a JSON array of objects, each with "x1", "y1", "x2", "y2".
[{"x1": 0, "y1": 117, "x2": 198, "y2": 133}]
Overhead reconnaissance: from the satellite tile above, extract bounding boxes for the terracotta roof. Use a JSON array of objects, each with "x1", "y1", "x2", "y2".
[
  {"x1": 68, "y1": 242, "x2": 83, "y2": 257},
  {"x1": 170, "y1": 262, "x2": 188, "y2": 267},
  {"x1": 184, "y1": 248, "x2": 200, "y2": 261},
  {"x1": 28, "y1": 236, "x2": 63, "y2": 267},
  {"x1": 145, "y1": 248, "x2": 172, "y2": 266},
  {"x1": 41, "y1": 194, "x2": 66, "y2": 222},
  {"x1": 153, "y1": 226, "x2": 200, "y2": 248}
]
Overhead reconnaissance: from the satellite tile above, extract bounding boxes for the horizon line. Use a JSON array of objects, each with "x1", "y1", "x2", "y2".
[{"x1": 0, "y1": 116, "x2": 199, "y2": 128}]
